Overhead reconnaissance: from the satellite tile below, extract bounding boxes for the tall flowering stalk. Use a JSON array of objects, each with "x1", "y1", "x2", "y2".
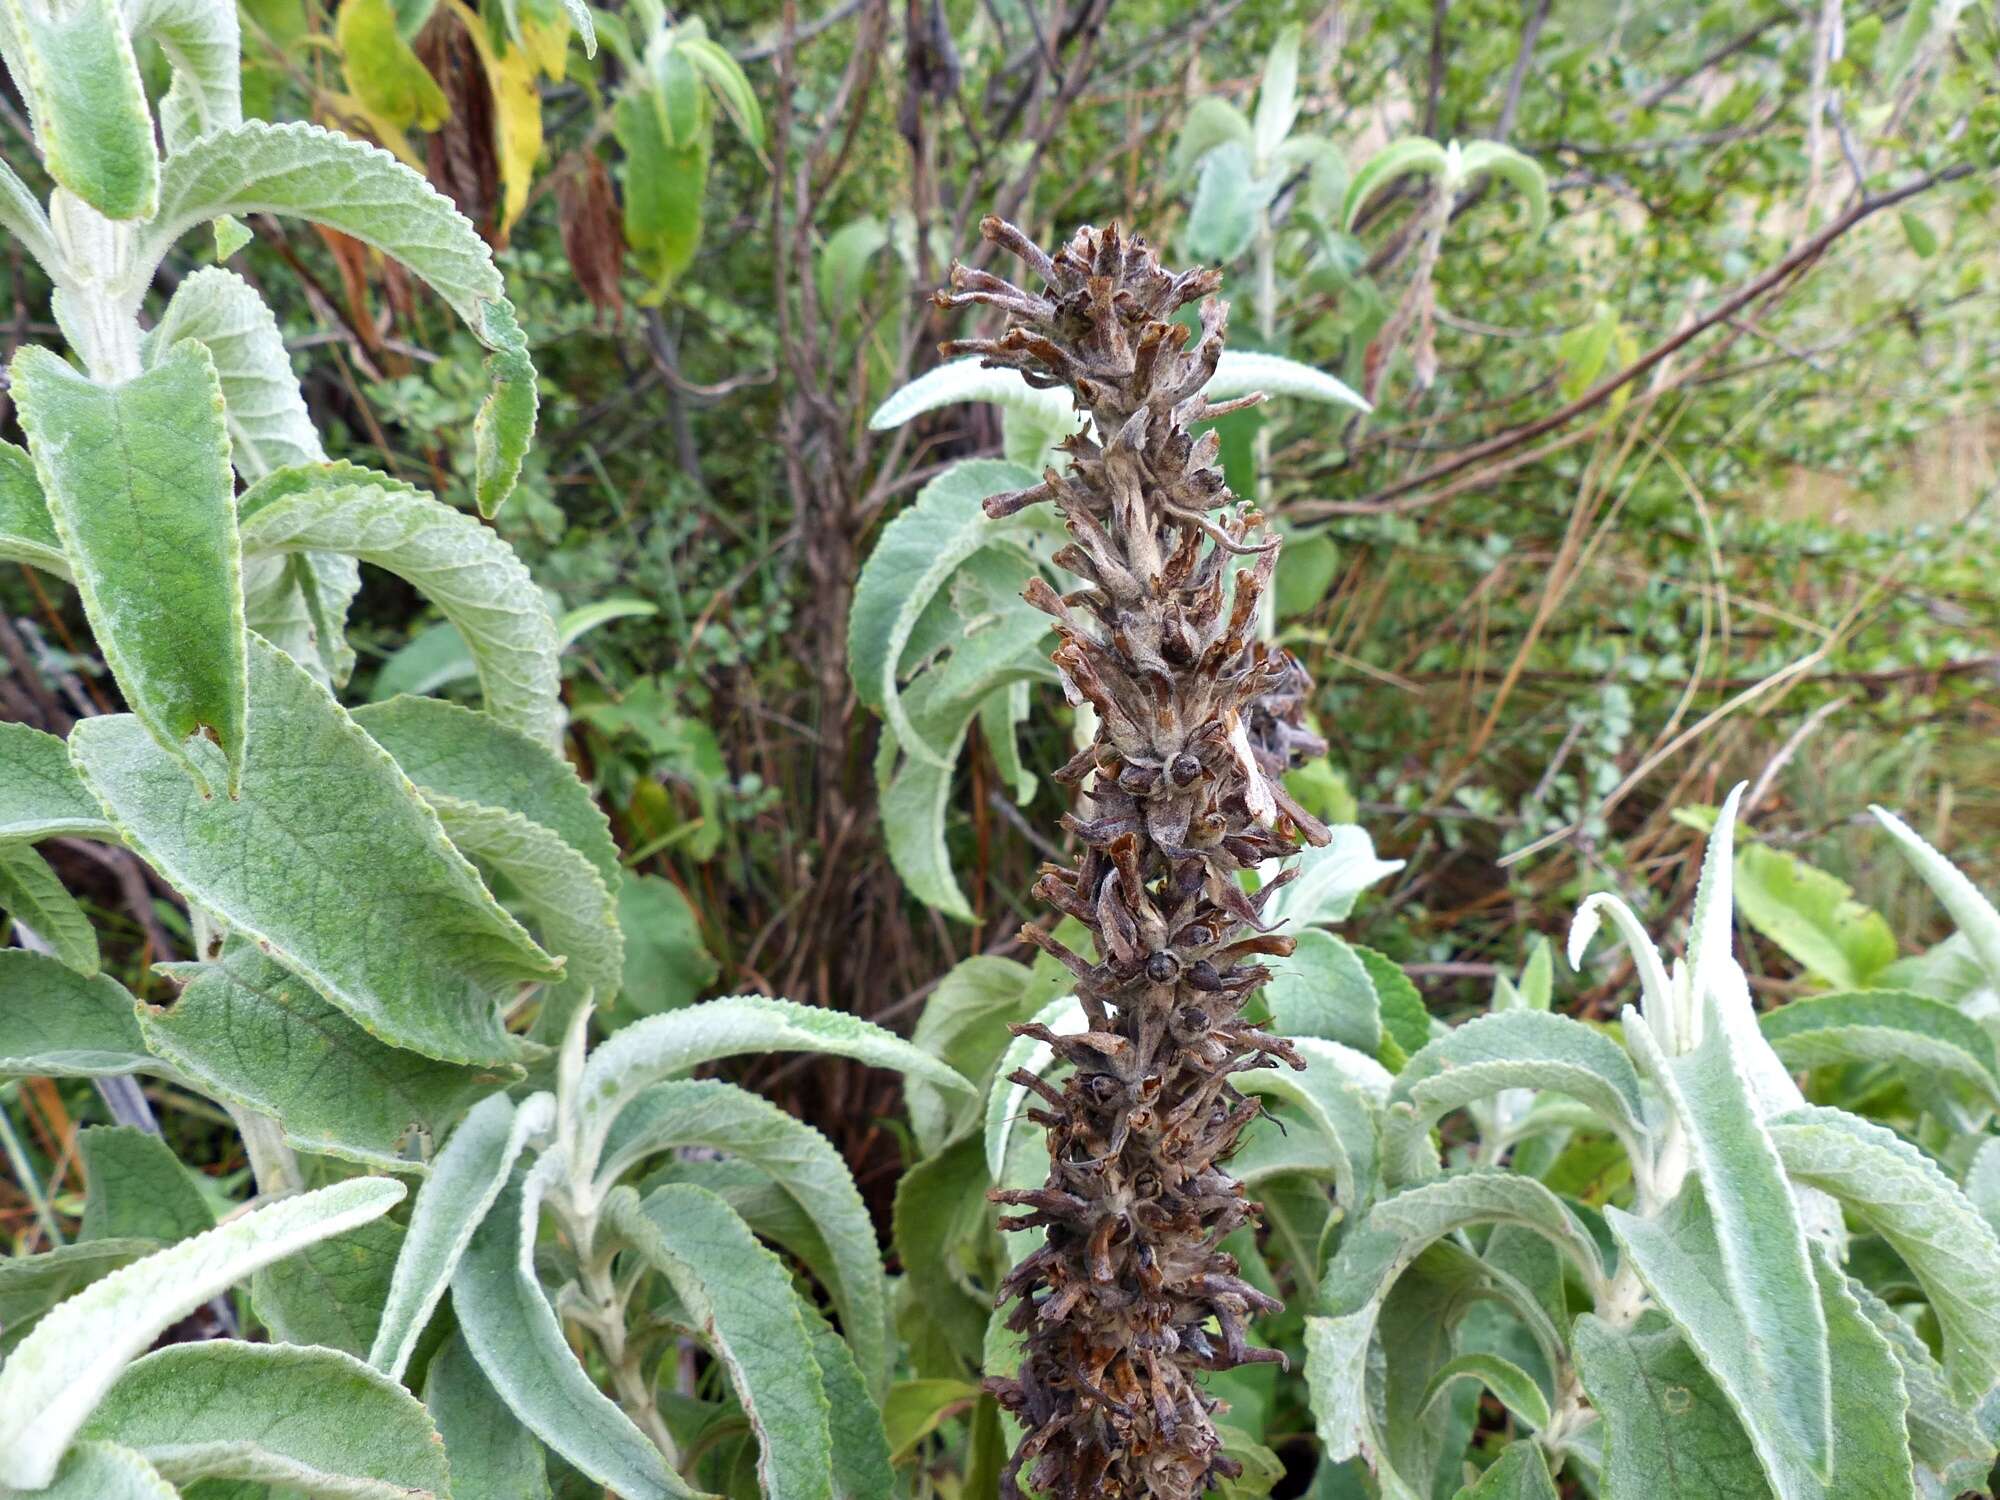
[{"x1": 937, "y1": 219, "x2": 1332, "y2": 1498}]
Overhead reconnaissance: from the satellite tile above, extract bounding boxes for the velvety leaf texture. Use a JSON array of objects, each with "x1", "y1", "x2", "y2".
[
  {"x1": 71, "y1": 633, "x2": 558, "y2": 1068},
  {"x1": 11, "y1": 339, "x2": 248, "y2": 794}
]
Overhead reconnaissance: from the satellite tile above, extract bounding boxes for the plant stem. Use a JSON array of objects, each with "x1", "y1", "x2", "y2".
[{"x1": 0, "y1": 1092, "x2": 64, "y2": 1248}]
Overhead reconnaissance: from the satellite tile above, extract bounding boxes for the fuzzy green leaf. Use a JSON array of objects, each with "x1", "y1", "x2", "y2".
[
  {"x1": 908, "y1": 955, "x2": 1062, "y2": 1157},
  {"x1": 1343, "y1": 137, "x2": 1450, "y2": 231},
  {"x1": 147, "y1": 267, "x2": 320, "y2": 479},
  {"x1": 1264, "y1": 929, "x2": 1382, "y2": 1053},
  {"x1": 352, "y1": 696, "x2": 618, "y2": 888},
  {"x1": 1769, "y1": 1106, "x2": 2000, "y2": 1405},
  {"x1": 1420, "y1": 1353, "x2": 1550, "y2": 1434},
  {"x1": 17, "y1": 1442, "x2": 178, "y2": 1500},
  {"x1": 0, "y1": 950, "x2": 147, "y2": 1076},
  {"x1": 0, "y1": 841, "x2": 98, "y2": 975},
  {"x1": 611, "y1": 1184, "x2": 836, "y2": 1500},
  {"x1": 82, "y1": 1341, "x2": 451, "y2": 1499},
  {"x1": 240, "y1": 475, "x2": 562, "y2": 746},
  {"x1": 251, "y1": 1213, "x2": 405, "y2": 1360},
  {"x1": 576, "y1": 993, "x2": 972, "y2": 1176},
  {"x1": 1760, "y1": 988, "x2": 2000, "y2": 1108},
  {"x1": 0, "y1": 721, "x2": 114, "y2": 843},
  {"x1": 5, "y1": 0, "x2": 158, "y2": 219},
  {"x1": 144, "y1": 943, "x2": 515, "y2": 1171},
  {"x1": 427, "y1": 794, "x2": 619, "y2": 1043},
  {"x1": 1456, "y1": 1440, "x2": 1558, "y2": 1500},
  {"x1": 12, "y1": 340, "x2": 247, "y2": 795},
  {"x1": 140, "y1": 120, "x2": 535, "y2": 513},
  {"x1": 0, "y1": 1239, "x2": 158, "y2": 1352},
  {"x1": 0, "y1": 1175, "x2": 405, "y2": 1488},
  {"x1": 0, "y1": 156, "x2": 57, "y2": 271},
  {"x1": 71, "y1": 634, "x2": 558, "y2": 1068},
  {"x1": 0, "y1": 438, "x2": 69, "y2": 578},
  {"x1": 129, "y1": 0, "x2": 244, "y2": 151},
  {"x1": 1872, "y1": 806, "x2": 2000, "y2": 991},
  {"x1": 1576, "y1": 1245, "x2": 1911, "y2": 1500},
  {"x1": 453, "y1": 1164, "x2": 700, "y2": 1499},
  {"x1": 78, "y1": 1126, "x2": 212, "y2": 1246},
  {"x1": 1621, "y1": 987, "x2": 1832, "y2": 1483},
  {"x1": 424, "y1": 1330, "x2": 551, "y2": 1500},
  {"x1": 1263, "y1": 825, "x2": 1404, "y2": 932},
  {"x1": 1252, "y1": 23, "x2": 1303, "y2": 160},
  {"x1": 1385, "y1": 1011, "x2": 1646, "y2": 1184},
  {"x1": 598, "y1": 1078, "x2": 890, "y2": 1398},
  {"x1": 370, "y1": 1090, "x2": 554, "y2": 1381}
]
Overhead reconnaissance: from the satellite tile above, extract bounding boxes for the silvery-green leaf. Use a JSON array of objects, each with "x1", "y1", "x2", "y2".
[
  {"x1": 797, "y1": 1296, "x2": 895, "y2": 1499},
  {"x1": 452, "y1": 1164, "x2": 699, "y2": 1500},
  {"x1": 1873, "y1": 806, "x2": 2000, "y2": 990},
  {"x1": 0, "y1": 1239, "x2": 158, "y2": 1351},
  {"x1": 1968, "y1": 1137, "x2": 2000, "y2": 1238},
  {"x1": 1419, "y1": 1352, "x2": 1550, "y2": 1433},
  {"x1": 1846, "y1": 1274, "x2": 1996, "y2": 1496},
  {"x1": 1384, "y1": 1011, "x2": 1646, "y2": 1185},
  {"x1": 146, "y1": 267, "x2": 320, "y2": 478},
  {"x1": 0, "y1": 950, "x2": 147, "y2": 1075},
  {"x1": 1570, "y1": 1313, "x2": 1770, "y2": 1500},
  {"x1": 597, "y1": 1078, "x2": 890, "y2": 1399},
  {"x1": 1456, "y1": 1440, "x2": 1558, "y2": 1500},
  {"x1": 126, "y1": 0, "x2": 242, "y2": 150},
  {"x1": 1358, "y1": 946, "x2": 1434, "y2": 1062},
  {"x1": 891, "y1": 1133, "x2": 994, "y2": 1366},
  {"x1": 0, "y1": 156, "x2": 57, "y2": 271},
  {"x1": 0, "y1": 1174, "x2": 404, "y2": 1488},
  {"x1": 0, "y1": 438, "x2": 69, "y2": 578},
  {"x1": 1617, "y1": 983, "x2": 1832, "y2": 1486},
  {"x1": 0, "y1": 721, "x2": 115, "y2": 842},
  {"x1": 1760, "y1": 989, "x2": 2000, "y2": 1109},
  {"x1": 144, "y1": 944, "x2": 514, "y2": 1171},
  {"x1": 1234, "y1": 1042, "x2": 1382, "y2": 1222},
  {"x1": 1264, "y1": 929, "x2": 1381, "y2": 1053},
  {"x1": 1343, "y1": 137, "x2": 1450, "y2": 230},
  {"x1": 352, "y1": 696, "x2": 618, "y2": 889},
  {"x1": 1308, "y1": 1171, "x2": 1604, "y2": 1465},
  {"x1": 12, "y1": 340, "x2": 247, "y2": 795},
  {"x1": 424, "y1": 1330, "x2": 551, "y2": 1500},
  {"x1": 427, "y1": 793, "x2": 619, "y2": 1042},
  {"x1": 82, "y1": 1341, "x2": 450, "y2": 1499},
  {"x1": 846, "y1": 459, "x2": 1039, "y2": 761},
  {"x1": 0, "y1": 841, "x2": 98, "y2": 975},
  {"x1": 1768, "y1": 1105, "x2": 2000, "y2": 1405},
  {"x1": 239, "y1": 477, "x2": 562, "y2": 746},
  {"x1": 610, "y1": 1184, "x2": 836, "y2": 1500},
  {"x1": 370, "y1": 1090, "x2": 553, "y2": 1381},
  {"x1": 78, "y1": 1126, "x2": 211, "y2": 1245},
  {"x1": 5, "y1": 0, "x2": 158, "y2": 219},
  {"x1": 576, "y1": 993, "x2": 972, "y2": 1177},
  {"x1": 1577, "y1": 1242, "x2": 1911, "y2": 1500},
  {"x1": 1252, "y1": 22, "x2": 1302, "y2": 160},
  {"x1": 71, "y1": 636, "x2": 558, "y2": 1068},
  {"x1": 1173, "y1": 94, "x2": 1252, "y2": 174},
  {"x1": 1733, "y1": 843, "x2": 1897, "y2": 991},
  {"x1": 1262, "y1": 825, "x2": 1403, "y2": 933},
  {"x1": 868, "y1": 350, "x2": 1367, "y2": 435},
  {"x1": 1456, "y1": 141, "x2": 1550, "y2": 232},
  {"x1": 17, "y1": 1441, "x2": 178, "y2": 1500},
  {"x1": 139, "y1": 121, "x2": 535, "y2": 513},
  {"x1": 985, "y1": 991, "x2": 1086, "y2": 1181},
  {"x1": 1185, "y1": 142, "x2": 1273, "y2": 263},
  {"x1": 251, "y1": 1214, "x2": 403, "y2": 1359},
  {"x1": 908, "y1": 955, "x2": 1062, "y2": 1156}
]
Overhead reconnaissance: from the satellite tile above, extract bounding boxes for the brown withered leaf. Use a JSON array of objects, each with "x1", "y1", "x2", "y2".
[
  {"x1": 558, "y1": 154, "x2": 625, "y2": 325},
  {"x1": 413, "y1": 8, "x2": 499, "y2": 243},
  {"x1": 312, "y1": 225, "x2": 383, "y2": 360}
]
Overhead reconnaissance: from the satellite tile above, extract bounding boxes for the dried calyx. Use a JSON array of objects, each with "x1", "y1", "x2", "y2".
[{"x1": 936, "y1": 218, "x2": 1331, "y2": 1499}]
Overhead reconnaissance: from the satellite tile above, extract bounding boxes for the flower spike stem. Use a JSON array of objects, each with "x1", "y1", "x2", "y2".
[{"x1": 938, "y1": 217, "x2": 1332, "y2": 1499}]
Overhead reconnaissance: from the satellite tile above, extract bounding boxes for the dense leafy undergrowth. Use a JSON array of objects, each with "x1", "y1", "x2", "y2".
[{"x1": 1, "y1": 1, "x2": 1998, "y2": 1497}]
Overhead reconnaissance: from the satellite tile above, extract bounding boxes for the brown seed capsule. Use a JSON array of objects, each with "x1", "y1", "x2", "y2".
[{"x1": 934, "y1": 219, "x2": 1331, "y2": 1500}]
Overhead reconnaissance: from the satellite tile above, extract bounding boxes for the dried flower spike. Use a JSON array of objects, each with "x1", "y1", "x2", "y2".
[{"x1": 938, "y1": 218, "x2": 1332, "y2": 1499}]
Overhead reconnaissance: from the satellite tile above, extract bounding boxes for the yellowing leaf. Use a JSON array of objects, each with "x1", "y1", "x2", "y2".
[
  {"x1": 521, "y1": 15, "x2": 570, "y2": 78},
  {"x1": 338, "y1": 0, "x2": 449, "y2": 132},
  {"x1": 443, "y1": 0, "x2": 543, "y2": 242}
]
